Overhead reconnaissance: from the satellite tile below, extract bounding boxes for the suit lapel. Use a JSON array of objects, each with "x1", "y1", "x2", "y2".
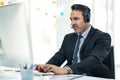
[
  {"x1": 80, "y1": 26, "x2": 95, "y2": 51},
  {"x1": 70, "y1": 33, "x2": 78, "y2": 51},
  {"x1": 69, "y1": 33, "x2": 78, "y2": 59}
]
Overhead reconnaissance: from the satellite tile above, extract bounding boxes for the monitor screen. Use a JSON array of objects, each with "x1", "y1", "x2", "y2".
[{"x1": 0, "y1": 2, "x2": 33, "y2": 68}]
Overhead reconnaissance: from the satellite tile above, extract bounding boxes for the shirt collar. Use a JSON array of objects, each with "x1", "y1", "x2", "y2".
[{"x1": 80, "y1": 25, "x2": 91, "y2": 39}]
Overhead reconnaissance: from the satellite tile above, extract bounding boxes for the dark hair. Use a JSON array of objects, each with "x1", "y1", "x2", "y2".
[{"x1": 71, "y1": 4, "x2": 91, "y2": 23}]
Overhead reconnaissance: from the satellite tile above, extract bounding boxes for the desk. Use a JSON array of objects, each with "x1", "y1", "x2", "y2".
[
  {"x1": 75, "y1": 76, "x2": 114, "y2": 80},
  {"x1": 0, "y1": 71, "x2": 114, "y2": 80},
  {"x1": 0, "y1": 66, "x2": 115, "y2": 80}
]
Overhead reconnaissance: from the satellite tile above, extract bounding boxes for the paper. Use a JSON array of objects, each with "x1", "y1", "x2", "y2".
[
  {"x1": 75, "y1": 76, "x2": 114, "y2": 80},
  {"x1": 35, "y1": 74, "x2": 82, "y2": 80}
]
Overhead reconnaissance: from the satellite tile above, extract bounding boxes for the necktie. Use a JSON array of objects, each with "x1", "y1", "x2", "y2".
[{"x1": 73, "y1": 35, "x2": 82, "y2": 63}]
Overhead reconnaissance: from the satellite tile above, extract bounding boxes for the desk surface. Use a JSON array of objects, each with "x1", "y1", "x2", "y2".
[
  {"x1": 0, "y1": 66, "x2": 115, "y2": 80},
  {"x1": 0, "y1": 71, "x2": 114, "y2": 80},
  {"x1": 75, "y1": 76, "x2": 114, "y2": 80}
]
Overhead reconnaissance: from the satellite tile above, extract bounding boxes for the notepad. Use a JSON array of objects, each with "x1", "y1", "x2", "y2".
[
  {"x1": 34, "y1": 74, "x2": 83, "y2": 80},
  {"x1": 34, "y1": 71, "x2": 54, "y2": 76}
]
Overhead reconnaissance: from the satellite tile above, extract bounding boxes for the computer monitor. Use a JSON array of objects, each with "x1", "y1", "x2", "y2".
[{"x1": 0, "y1": 2, "x2": 33, "y2": 68}]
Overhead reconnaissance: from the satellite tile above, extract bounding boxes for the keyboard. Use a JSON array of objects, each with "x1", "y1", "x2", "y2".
[{"x1": 34, "y1": 71, "x2": 54, "y2": 76}]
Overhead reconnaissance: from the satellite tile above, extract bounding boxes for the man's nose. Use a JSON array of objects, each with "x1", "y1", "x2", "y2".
[{"x1": 71, "y1": 20, "x2": 76, "y2": 26}]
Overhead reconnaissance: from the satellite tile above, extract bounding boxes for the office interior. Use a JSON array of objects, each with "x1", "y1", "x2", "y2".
[{"x1": 0, "y1": 0, "x2": 120, "y2": 79}]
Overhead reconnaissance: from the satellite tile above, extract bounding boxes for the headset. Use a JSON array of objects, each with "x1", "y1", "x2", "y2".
[{"x1": 83, "y1": 9, "x2": 90, "y2": 23}]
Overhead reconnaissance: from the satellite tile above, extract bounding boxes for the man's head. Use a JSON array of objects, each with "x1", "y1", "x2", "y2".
[
  {"x1": 70, "y1": 4, "x2": 91, "y2": 34},
  {"x1": 71, "y1": 4, "x2": 90, "y2": 23}
]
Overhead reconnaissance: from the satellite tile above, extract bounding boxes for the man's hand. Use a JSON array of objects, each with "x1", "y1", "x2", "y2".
[
  {"x1": 43, "y1": 64, "x2": 68, "y2": 75},
  {"x1": 35, "y1": 64, "x2": 45, "y2": 72},
  {"x1": 35, "y1": 64, "x2": 73, "y2": 74}
]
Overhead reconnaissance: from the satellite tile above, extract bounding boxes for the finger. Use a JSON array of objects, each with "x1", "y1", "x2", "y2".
[
  {"x1": 47, "y1": 65, "x2": 53, "y2": 71},
  {"x1": 49, "y1": 68, "x2": 54, "y2": 72},
  {"x1": 36, "y1": 65, "x2": 44, "y2": 72},
  {"x1": 35, "y1": 64, "x2": 41, "y2": 70},
  {"x1": 35, "y1": 64, "x2": 39, "y2": 70},
  {"x1": 43, "y1": 65, "x2": 52, "y2": 72},
  {"x1": 37, "y1": 65, "x2": 41, "y2": 71}
]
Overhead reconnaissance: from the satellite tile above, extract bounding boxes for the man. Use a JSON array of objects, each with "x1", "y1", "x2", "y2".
[{"x1": 35, "y1": 4, "x2": 112, "y2": 78}]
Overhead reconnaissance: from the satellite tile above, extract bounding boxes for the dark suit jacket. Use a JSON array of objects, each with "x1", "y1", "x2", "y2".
[{"x1": 47, "y1": 26, "x2": 112, "y2": 78}]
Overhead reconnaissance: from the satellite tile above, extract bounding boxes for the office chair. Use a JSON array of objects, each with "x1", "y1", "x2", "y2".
[{"x1": 103, "y1": 46, "x2": 115, "y2": 79}]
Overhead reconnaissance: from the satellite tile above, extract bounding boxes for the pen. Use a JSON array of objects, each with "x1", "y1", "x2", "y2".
[
  {"x1": 29, "y1": 64, "x2": 34, "y2": 70},
  {"x1": 19, "y1": 64, "x2": 23, "y2": 69},
  {"x1": 24, "y1": 63, "x2": 27, "y2": 69}
]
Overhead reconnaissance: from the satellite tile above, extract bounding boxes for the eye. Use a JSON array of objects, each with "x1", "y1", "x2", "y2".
[
  {"x1": 70, "y1": 17, "x2": 80, "y2": 21},
  {"x1": 74, "y1": 17, "x2": 80, "y2": 21}
]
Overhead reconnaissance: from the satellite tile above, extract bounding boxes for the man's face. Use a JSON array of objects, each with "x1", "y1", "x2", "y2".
[{"x1": 70, "y1": 10, "x2": 87, "y2": 34}]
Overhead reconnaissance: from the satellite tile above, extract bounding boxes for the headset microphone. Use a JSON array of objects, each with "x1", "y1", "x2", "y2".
[
  {"x1": 71, "y1": 26, "x2": 74, "y2": 28},
  {"x1": 70, "y1": 24, "x2": 73, "y2": 28}
]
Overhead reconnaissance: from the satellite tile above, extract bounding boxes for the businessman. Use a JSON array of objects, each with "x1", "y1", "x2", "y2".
[{"x1": 35, "y1": 4, "x2": 112, "y2": 78}]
